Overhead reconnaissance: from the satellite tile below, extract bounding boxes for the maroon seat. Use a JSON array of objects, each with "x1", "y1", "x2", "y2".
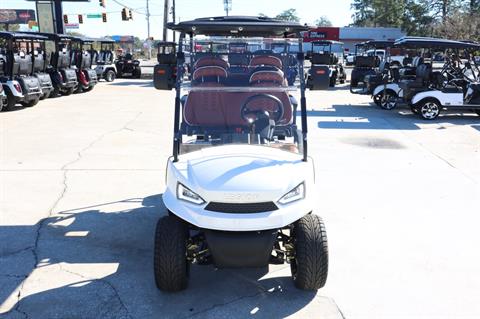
[
  {"x1": 249, "y1": 55, "x2": 283, "y2": 69},
  {"x1": 250, "y1": 69, "x2": 286, "y2": 86},
  {"x1": 194, "y1": 56, "x2": 229, "y2": 69},
  {"x1": 183, "y1": 90, "x2": 292, "y2": 127},
  {"x1": 192, "y1": 66, "x2": 227, "y2": 84}
]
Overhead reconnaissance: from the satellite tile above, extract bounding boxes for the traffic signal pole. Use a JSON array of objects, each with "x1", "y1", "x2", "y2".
[
  {"x1": 147, "y1": 0, "x2": 152, "y2": 59},
  {"x1": 54, "y1": 0, "x2": 64, "y2": 34}
]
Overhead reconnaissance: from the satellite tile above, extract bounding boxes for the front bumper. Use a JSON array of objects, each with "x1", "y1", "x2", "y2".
[{"x1": 163, "y1": 188, "x2": 312, "y2": 231}]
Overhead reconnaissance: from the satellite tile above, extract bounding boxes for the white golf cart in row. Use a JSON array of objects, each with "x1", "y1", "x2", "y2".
[{"x1": 152, "y1": 16, "x2": 328, "y2": 292}]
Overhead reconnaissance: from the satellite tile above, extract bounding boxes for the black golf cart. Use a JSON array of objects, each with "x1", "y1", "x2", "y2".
[
  {"x1": 35, "y1": 32, "x2": 78, "y2": 97},
  {"x1": 115, "y1": 51, "x2": 141, "y2": 79},
  {"x1": 71, "y1": 37, "x2": 98, "y2": 93},
  {"x1": 94, "y1": 38, "x2": 117, "y2": 82},
  {"x1": 306, "y1": 40, "x2": 347, "y2": 89},
  {"x1": 153, "y1": 41, "x2": 177, "y2": 90},
  {"x1": 153, "y1": 16, "x2": 328, "y2": 292},
  {"x1": 350, "y1": 40, "x2": 394, "y2": 94},
  {"x1": 0, "y1": 32, "x2": 43, "y2": 111}
]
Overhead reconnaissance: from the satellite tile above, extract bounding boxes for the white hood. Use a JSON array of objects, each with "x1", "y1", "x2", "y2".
[{"x1": 170, "y1": 145, "x2": 313, "y2": 203}]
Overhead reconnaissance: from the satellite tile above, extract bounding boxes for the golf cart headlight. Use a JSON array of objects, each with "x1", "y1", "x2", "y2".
[
  {"x1": 177, "y1": 183, "x2": 205, "y2": 205},
  {"x1": 278, "y1": 183, "x2": 305, "y2": 205}
]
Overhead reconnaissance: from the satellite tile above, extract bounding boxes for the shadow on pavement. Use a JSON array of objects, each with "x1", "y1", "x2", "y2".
[
  {"x1": 108, "y1": 81, "x2": 153, "y2": 88},
  {"x1": 1, "y1": 194, "x2": 317, "y2": 318},
  {"x1": 297, "y1": 104, "x2": 480, "y2": 131}
]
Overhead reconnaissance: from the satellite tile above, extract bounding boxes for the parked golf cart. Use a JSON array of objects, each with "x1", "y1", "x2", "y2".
[
  {"x1": 306, "y1": 40, "x2": 346, "y2": 89},
  {"x1": 25, "y1": 32, "x2": 55, "y2": 100},
  {"x1": 94, "y1": 38, "x2": 117, "y2": 82},
  {"x1": 115, "y1": 50, "x2": 141, "y2": 78},
  {"x1": 0, "y1": 32, "x2": 43, "y2": 111},
  {"x1": 153, "y1": 41, "x2": 177, "y2": 90},
  {"x1": 153, "y1": 16, "x2": 328, "y2": 292},
  {"x1": 372, "y1": 37, "x2": 480, "y2": 115},
  {"x1": 408, "y1": 42, "x2": 480, "y2": 119},
  {"x1": 271, "y1": 40, "x2": 300, "y2": 86},
  {"x1": 35, "y1": 32, "x2": 78, "y2": 97},
  {"x1": 71, "y1": 37, "x2": 98, "y2": 93},
  {"x1": 350, "y1": 40, "x2": 393, "y2": 94}
]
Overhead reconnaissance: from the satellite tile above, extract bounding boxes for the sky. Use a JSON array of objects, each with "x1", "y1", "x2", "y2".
[{"x1": 3, "y1": 0, "x2": 354, "y2": 39}]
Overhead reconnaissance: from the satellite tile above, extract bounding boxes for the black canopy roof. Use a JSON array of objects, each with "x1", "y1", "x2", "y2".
[
  {"x1": 167, "y1": 16, "x2": 308, "y2": 37},
  {"x1": 0, "y1": 31, "x2": 48, "y2": 41},
  {"x1": 364, "y1": 40, "x2": 395, "y2": 49},
  {"x1": 311, "y1": 40, "x2": 344, "y2": 46},
  {"x1": 394, "y1": 37, "x2": 480, "y2": 49},
  {"x1": 27, "y1": 32, "x2": 80, "y2": 42}
]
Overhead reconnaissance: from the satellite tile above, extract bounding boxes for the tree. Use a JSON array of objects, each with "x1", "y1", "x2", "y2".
[
  {"x1": 315, "y1": 16, "x2": 333, "y2": 26},
  {"x1": 0, "y1": 24, "x2": 20, "y2": 31},
  {"x1": 275, "y1": 9, "x2": 300, "y2": 22}
]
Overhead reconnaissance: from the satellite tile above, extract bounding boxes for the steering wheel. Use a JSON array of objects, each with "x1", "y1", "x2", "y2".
[{"x1": 240, "y1": 94, "x2": 285, "y2": 124}]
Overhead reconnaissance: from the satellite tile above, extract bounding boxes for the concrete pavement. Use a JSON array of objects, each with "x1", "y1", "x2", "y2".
[{"x1": 1, "y1": 79, "x2": 480, "y2": 318}]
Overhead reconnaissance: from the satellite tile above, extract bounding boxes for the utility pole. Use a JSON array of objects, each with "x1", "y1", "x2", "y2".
[
  {"x1": 224, "y1": 0, "x2": 232, "y2": 16},
  {"x1": 146, "y1": 0, "x2": 151, "y2": 59},
  {"x1": 163, "y1": 0, "x2": 170, "y2": 41},
  {"x1": 172, "y1": 0, "x2": 176, "y2": 43}
]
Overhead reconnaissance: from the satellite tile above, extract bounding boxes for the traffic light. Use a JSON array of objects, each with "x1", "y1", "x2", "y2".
[
  {"x1": 63, "y1": 15, "x2": 68, "y2": 24},
  {"x1": 78, "y1": 14, "x2": 83, "y2": 24},
  {"x1": 129, "y1": 9, "x2": 133, "y2": 20},
  {"x1": 99, "y1": 0, "x2": 106, "y2": 8},
  {"x1": 121, "y1": 8, "x2": 127, "y2": 21},
  {"x1": 102, "y1": 13, "x2": 107, "y2": 23}
]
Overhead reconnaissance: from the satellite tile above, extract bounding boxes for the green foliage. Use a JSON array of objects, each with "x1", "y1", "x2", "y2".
[
  {"x1": 275, "y1": 9, "x2": 300, "y2": 22},
  {"x1": 351, "y1": 0, "x2": 480, "y2": 40},
  {"x1": 0, "y1": 24, "x2": 20, "y2": 31},
  {"x1": 315, "y1": 16, "x2": 333, "y2": 27}
]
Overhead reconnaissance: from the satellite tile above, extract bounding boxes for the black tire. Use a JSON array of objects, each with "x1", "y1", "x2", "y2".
[
  {"x1": 20, "y1": 98, "x2": 39, "y2": 108},
  {"x1": 3, "y1": 95, "x2": 16, "y2": 112},
  {"x1": 104, "y1": 70, "x2": 116, "y2": 82},
  {"x1": 39, "y1": 92, "x2": 48, "y2": 100},
  {"x1": 418, "y1": 98, "x2": 441, "y2": 120},
  {"x1": 329, "y1": 76, "x2": 336, "y2": 87},
  {"x1": 63, "y1": 87, "x2": 75, "y2": 96},
  {"x1": 133, "y1": 68, "x2": 142, "y2": 79},
  {"x1": 290, "y1": 214, "x2": 328, "y2": 290},
  {"x1": 83, "y1": 86, "x2": 94, "y2": 92},
  {"x1": 373, "y1": 93, "x2": 382, "y2": 106},
  {"x1": 49, "y1": 86, "x2": 60, "y2": 98},
  {"x1": 154, "y1": 215, "x2": 189, "y2": 292},
  {"x1": 378, "y1": 90, "x2": 397, "y2": 110},
  {"x1": 411, "y1": 106, "x2": 419, "y2": 114}
]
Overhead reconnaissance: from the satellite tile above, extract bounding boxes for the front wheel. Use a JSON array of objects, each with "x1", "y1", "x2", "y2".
[
  {"x1": 20, "y1": 98, "x2": 39, "y2": 108},
  {"x1": 290, "y1": 214, "x2": 328, "y2": 290},
  {"x1": 418, "y1": 99, "x2": 441, "y2": 120},
  {"x1": 378, "y1": 91, "x2": 397, "y2": 110},
  {"x1": 104, "y1": 70, "x2": 116, "y2": 82},
  {"x1": 154, "y1": 215, "x2": 189, "y2": 292}
]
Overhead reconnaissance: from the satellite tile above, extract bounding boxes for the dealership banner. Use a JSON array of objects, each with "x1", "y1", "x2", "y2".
[{"x1": 0, "y1": 9, "x2": 36, "y2": 24}]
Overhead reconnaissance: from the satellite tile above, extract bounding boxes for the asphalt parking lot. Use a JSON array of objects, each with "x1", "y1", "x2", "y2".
[{"x1": 1, "y1": 79, "x2": 480, "y2": 319}]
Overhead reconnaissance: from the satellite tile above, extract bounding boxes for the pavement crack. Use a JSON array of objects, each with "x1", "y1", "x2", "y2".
[
  {"x1": 331, "y1": 298, "x2": 346, "y2": 319},
  {"x1": 58, "y1": 265, "x2": 132, "y2": 319}
]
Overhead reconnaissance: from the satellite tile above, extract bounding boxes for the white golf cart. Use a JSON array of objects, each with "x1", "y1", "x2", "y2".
[
  {"x1": 152, "y1": 16, "x2": 328, "y2": 292},
  {"x1": 372, "y1": 37, "x2": 480, "y2": 116},
  {"x1": 94, "y1": 38, "x2": 117, "y2": 82}
]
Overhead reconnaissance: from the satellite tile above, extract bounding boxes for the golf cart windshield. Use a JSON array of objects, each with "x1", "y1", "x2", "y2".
[{"x1": 179, "y1": 36, "x2": 302, "y2": 155}]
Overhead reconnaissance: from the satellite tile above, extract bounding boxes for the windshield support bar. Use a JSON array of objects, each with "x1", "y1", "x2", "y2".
[
  {"x1": 298, "y1": 38, "x2": 308, "y2": 162},
  {"x1": 173, "y1": 32, "x2": 186, "y2": 162}
]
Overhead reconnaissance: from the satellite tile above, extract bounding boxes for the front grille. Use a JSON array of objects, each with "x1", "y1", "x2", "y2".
[{"x1": 205, "y1": 201, "x2": 278, "y2": 214}]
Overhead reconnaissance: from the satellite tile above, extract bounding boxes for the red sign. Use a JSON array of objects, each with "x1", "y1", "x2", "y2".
[{"x1": 303, "y1": 27, "x2": 340, "y2": 42}]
